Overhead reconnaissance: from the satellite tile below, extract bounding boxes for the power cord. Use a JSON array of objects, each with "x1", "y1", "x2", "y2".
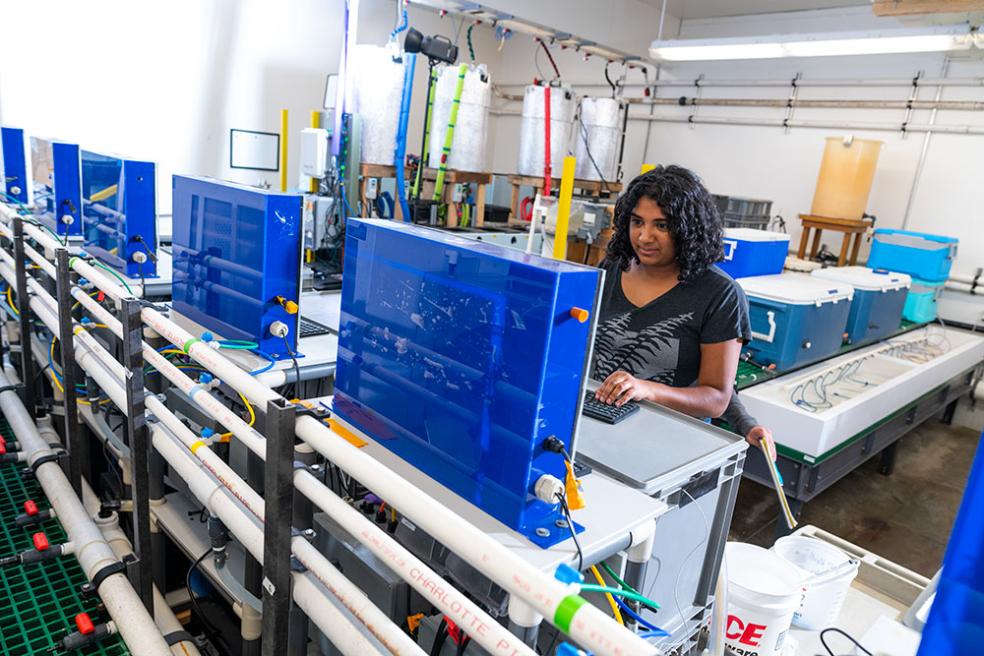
[
  {"x1": 185, "y1": 549, "x2": 231, "y2": 654},
  {"x1": 820, "y1": 627, "x2": 872, "y2": 656},
  {"x1": 282, "y1": 334, "x2": 301, "y2": 396},
  {"x1": 555, "y1": 491, "x2": 583, "y2": 572}
]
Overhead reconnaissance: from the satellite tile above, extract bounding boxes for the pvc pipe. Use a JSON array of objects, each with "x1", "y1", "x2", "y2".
[
  {"x1": 552, "y1": 156, "x2": 576, "y2": 261},
  {"x1": 152, "y1": 429, "x2": 387, "y2": 656},
  {"x1": 705, "y1": 554, "x2": 728, "y2": 656},
  {"x1": 87, "y1": 286, "x2": 658, "y2": 656},
  {"x1": 902, "y1": 58, "x2": 950, "y2": 230},
  {"x1": 623, "y1": 95, "x2": 984, "y2": 111},
  {"x1": 394, "y1": 54, "x2": 417, "y2": 222},
  {"x1": 10, "y1": 216, "x2": 660, "y2": 656},
  {"x1": 543, "y1": 85, "x2": 552, "y2": 196},
  {"x1": 0, "y1": 372, "x2": 172, "y2": 656},
  {"x1": 30, "y1": 284, "x2": 426, "y2": 656},
  {"x1": 69, "y1": 287, "x2": 538, "y2": 656}
]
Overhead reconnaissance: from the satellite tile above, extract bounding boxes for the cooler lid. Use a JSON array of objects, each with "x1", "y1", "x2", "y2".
[
  {"x1": 873, "y1": 228, "x2": 958, "y2": 245},
  {"x1": 811, "y1": 266, "x2": 911, "y2": 292},
  {"x1": 723, "y1": 228, "x2": 791, "y2": 243},
  {"x1": 737, "y1": 273, "x2": 854, "y2": 305}
]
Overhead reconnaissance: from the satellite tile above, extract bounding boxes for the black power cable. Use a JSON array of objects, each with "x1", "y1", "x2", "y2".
[
  {"x1": 820, "y1": 627, "x2": 873, "y2": 656},
  {"x1": 430, "y1": 618, "x2": 449, "y2": 656},
  {"x1": 555, "y1": 492, "x2": 583, "y2": 572}
]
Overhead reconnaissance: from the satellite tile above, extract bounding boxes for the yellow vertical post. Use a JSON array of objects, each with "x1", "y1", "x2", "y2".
[
  {"x1": 640, "y1": 163, "x2": 656, "y2": 174},
  {"x1": 552, "y1": 156, "x2": 577, "y2": 261},
  {"x1": 280, "y1": 109, "x2": 289, "y2": 192},
  {"x1": 309, "y1": 110, "x2": 321, "y2": 193}
]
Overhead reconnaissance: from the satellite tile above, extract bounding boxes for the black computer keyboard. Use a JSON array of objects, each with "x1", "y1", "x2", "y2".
[
  {"x1": 581, "y1": 391, "x2": 640, "y2": 424},
  {"x1": 299, "y1": 316, "x2": 334, "y2": 338}
]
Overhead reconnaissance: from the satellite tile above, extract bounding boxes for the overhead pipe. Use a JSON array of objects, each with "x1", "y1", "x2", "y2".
[
  {"x1": 0, "y1": 371, "x2": 172, "y2": 656},
  {"x1": 4, "y1": 209, "x2": 662, "y2": 656},
  {"x1": 496, "y1": 76, "x2": 984, "y2": 89},
  {"x1": 492, "y1": 86, "x2": 984, "y2": 111}
]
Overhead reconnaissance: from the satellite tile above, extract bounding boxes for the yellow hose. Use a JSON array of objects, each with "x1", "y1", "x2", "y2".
[{"x1": 589, "y1": 565, "x2": 624, "y2": 626}]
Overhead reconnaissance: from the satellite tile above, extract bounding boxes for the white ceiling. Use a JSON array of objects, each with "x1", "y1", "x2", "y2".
[{"x1": 642, "y1": 0, "x2": 871, "y2": 21}]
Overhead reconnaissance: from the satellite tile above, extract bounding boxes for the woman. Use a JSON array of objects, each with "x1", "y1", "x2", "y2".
[{"x1": 591, "y1": 165, "x2": 773, "y2": 456}]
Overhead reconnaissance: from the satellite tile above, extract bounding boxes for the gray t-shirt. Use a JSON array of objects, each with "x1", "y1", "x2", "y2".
[{"x1": 592, "y1": 262, "x2": 752, "y2": 388}]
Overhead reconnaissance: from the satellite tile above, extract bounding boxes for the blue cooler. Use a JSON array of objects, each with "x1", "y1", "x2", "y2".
[
  {"x1": 718, "y1": 228, "x2": 790, "y2": 279},
  {"x1": 867, "y1": 229, "x2": 958, "y2": 282},
  {"x1": 903, "y1": 278, "x2": 944, "y2": 323},
  {"x1": 811, "y1": 266, "x2": 910, "y2": 344},
  {"x1": 737, "y1": 273, "x2": 854, "y2": 371}
]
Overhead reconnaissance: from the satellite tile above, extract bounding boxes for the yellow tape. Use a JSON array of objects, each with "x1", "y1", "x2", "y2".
[
  {"x1": 327, "y1": 418, "x2": 367, "y2": 448},
  {"x1": 190, "y1": 440, "x2": 205, "y2": 454}
]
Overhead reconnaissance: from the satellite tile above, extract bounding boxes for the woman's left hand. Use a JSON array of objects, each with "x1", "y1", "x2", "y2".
[
  {"x1": 596, "y1": 371, "x2": 653, "y2": 407},
  {"x1": 747, "y1": 425, "x2": 777, "y2": 461}
]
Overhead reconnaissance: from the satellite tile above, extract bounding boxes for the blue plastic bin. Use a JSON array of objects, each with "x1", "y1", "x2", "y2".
[
  {"x1": 867, "y1": 228, "x2": 958, "y2": 282},
  {"x1": 718, "y1": 228, "x2": 790, "y2": 279},
  {"x1": 737, "y1": 273, "x2": 853, "y2": 371},
  {"x1": 811, "y1": 266, "x2": 910, "y2": 344},
  {"x1": 903, "y1": 278, "x2": 944, "y2": 323}
]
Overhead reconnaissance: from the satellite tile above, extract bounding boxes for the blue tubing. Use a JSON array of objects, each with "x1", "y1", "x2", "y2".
[
  {"x1": 394, "y1": 53, "x2": 416, "y2": 222},
  {"x1": 390, "y1": 3, "x2": 409, "y2": 40}
]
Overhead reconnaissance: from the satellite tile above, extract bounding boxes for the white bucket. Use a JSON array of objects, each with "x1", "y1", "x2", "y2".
[
  {"x1": 772, "y1": 535, "x2": 859, "y2": 630},
  {"x1": 725, "y1": 542, "x2": 804, "y2": 656}
]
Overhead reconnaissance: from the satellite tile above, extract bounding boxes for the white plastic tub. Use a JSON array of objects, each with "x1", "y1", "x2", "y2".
[
  {"x1": 725, "y1": 542, "x2": 805, "y2": 656},
  {"x1": 772, "y1": 535, "x2": 859, "y2": 630}
]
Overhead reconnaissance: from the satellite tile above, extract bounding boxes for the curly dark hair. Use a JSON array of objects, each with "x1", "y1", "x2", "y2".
[{"x1": 605, "y1": 165, "x2": 723, "y2": 282}]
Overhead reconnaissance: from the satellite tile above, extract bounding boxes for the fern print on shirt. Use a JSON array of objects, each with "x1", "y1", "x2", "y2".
[
  {"x1": 593, "y1": 311, "x2": 694, "y2": 384},
  {"x1": 591, "y1": 262, "x2": 751, "y2": 388}
]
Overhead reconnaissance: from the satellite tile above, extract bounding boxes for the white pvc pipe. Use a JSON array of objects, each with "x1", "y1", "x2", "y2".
[
  {"x1": 71, "y1": 287, "x2": 534, "y2": 656},
  {"x1": 7, "y1": 206, "x2": 659, "y2": 656},
  {"x1": 22, "y1": 279, "x2": 424, "y2": 656},
  {"x1": 136, "y1": 300, "x2": 656, "y2": 656},
  {"x1": 32, "y1": 415, "x2": 201, "y2": 656},
  {"x1": 152, "y1": 428, "x2": 387, "y2": 656},
  {"x1": 0, "y1": 371, "x2": 172, "y2": 656}
]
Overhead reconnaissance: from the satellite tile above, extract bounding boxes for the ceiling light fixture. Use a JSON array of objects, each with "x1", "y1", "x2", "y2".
[{"x1": 650, "y1": 25, "x2": 976, "y2": 61}]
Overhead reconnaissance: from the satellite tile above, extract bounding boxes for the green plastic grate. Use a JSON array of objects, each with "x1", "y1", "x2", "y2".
[{"x1": 0, "y1": 417, "x2": 130, "y2": 656}]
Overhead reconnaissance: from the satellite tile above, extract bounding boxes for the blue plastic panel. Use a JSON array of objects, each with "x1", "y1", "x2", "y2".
[
  {"x1": 334, "y1": 219, "x2": 601, "y2": 546},
  {"x1": 81, "y1": 152, "x2": 158, "y2": 278},
  {"x1": 0, "y1": 127, "x2": 30, "y2": 205},
  {"x1": 172, "y1": 175, "x2": 303, "y2": 358},
  {"x1": 917, "y1": 432, "x2": 984, "y2": 656},
  {"x1": 29, "y1": 137, "x2": 83, "y2": 237}
]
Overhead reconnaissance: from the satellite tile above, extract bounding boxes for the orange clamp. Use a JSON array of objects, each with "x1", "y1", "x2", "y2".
[
  {"x1": 32, "y1": 532, "x2": 49, "y2": 551},
  {"x1": 75, "y1": 612, "x2": 95, "y2": 635}
]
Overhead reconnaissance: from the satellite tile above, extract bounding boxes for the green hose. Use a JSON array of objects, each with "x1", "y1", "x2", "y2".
[
  {"x1": 432, "y1": 64, "x2": 468, "y2": 201},
  {"x1": 579, "y1": 584, "x2": 661, "y2": 611},
  {"x1": 600, "y1": 561, "x2": 643, "y2": 596},
  {"x1": 412, "y1": 68, "x2": 439, "y2": 198}
]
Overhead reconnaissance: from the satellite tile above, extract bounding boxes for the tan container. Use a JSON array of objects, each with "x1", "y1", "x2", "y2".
[{"x1": 810, "y1": 136, "x2": 882, "y2": 221}]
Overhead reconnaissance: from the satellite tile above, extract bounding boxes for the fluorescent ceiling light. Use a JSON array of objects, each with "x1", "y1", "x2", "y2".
[{"x1": 650, "y1": 25, "x2": 975, "y2": 61}]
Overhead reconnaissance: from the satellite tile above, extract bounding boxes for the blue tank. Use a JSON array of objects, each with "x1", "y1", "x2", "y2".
[{"x1": 334, "y1": 219, "x2": 601, "y2": 547}]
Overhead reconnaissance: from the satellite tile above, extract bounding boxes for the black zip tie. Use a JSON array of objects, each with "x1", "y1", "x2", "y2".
[
  {"x1": 29, "y1": 451, "x2": 68, "y2": 476},
  {"x1": 90, "y1": 560, "x2": 127, "y2": 591}
]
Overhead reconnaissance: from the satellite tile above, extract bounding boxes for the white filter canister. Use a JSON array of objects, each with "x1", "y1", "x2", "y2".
[
  {"x1": 352, "y1": 45, "x2": 404, "y2": 165},
  {"x1": 517, "y1": 84, "x2": 575, "y2": 178},
  {"x1": 574, "y1": 96, "x2": 622, "y2": 182},
  {"x1": 428, "y1": 63, "x2": 492, "y2": 173}
]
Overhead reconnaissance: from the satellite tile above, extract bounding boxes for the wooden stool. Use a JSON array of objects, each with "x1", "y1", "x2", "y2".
[
  {"x1": 505, "y1": 174, "x2": 622, "y2": 223},
  {"x1": 797, "y1": 214, "x2": 872, "y2": 266},
  {"x1": 420, "y1": 168, "x2": 491, "y2": 227},
  {"x1": 358, "y1": 163, "x2": 412, "y2": 220}
]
